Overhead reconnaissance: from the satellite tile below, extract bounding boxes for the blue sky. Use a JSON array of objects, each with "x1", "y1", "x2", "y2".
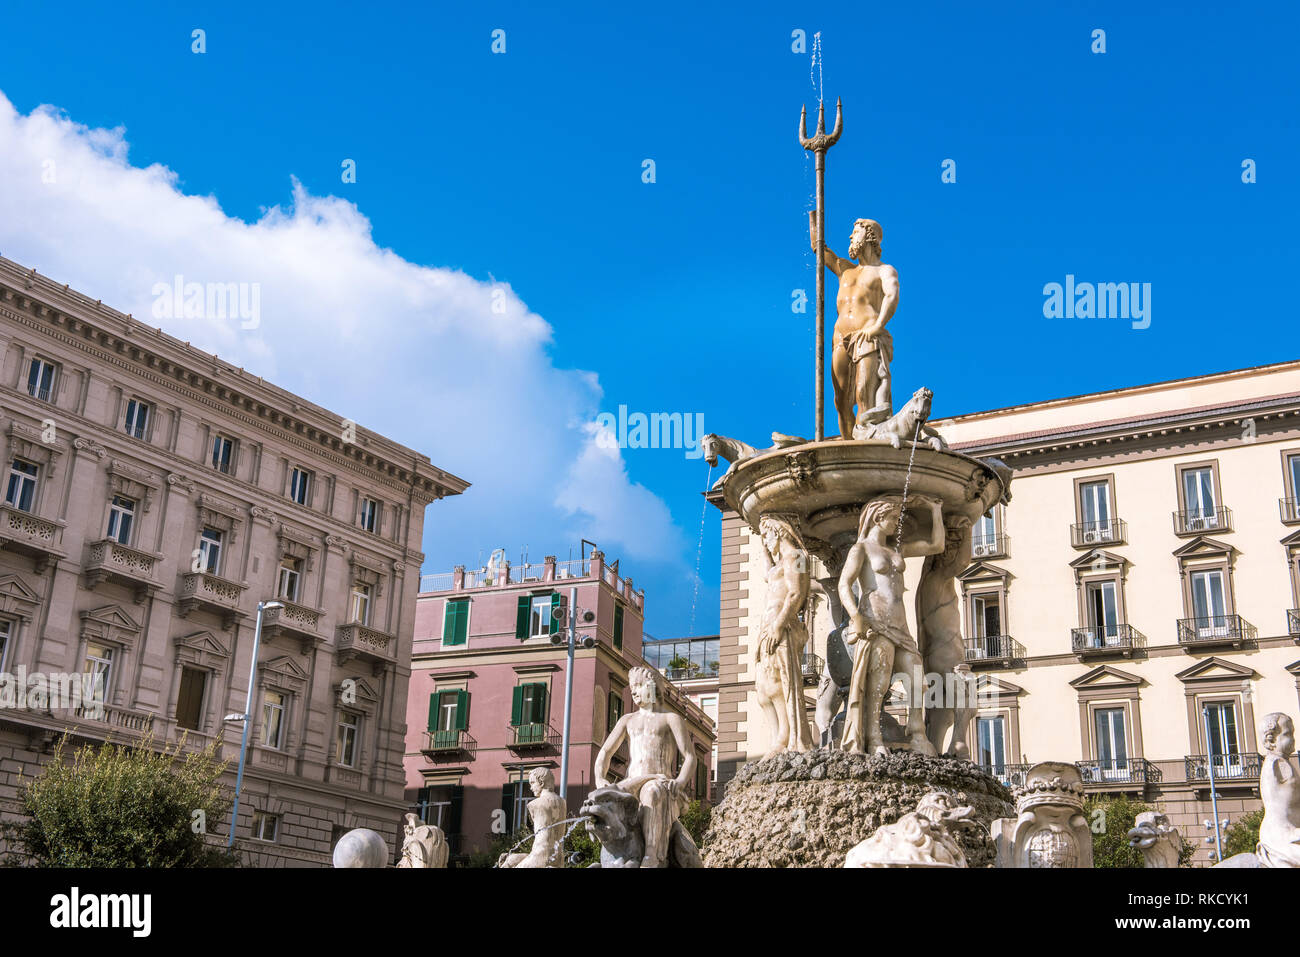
[{"x1": 0, "y1": 1, "x2": 1296, "y2": 639}]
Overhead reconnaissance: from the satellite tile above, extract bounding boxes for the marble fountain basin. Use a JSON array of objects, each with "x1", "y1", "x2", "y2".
[{"x1": 719, "y1": 439, "x2": 1009, "y2": 554}]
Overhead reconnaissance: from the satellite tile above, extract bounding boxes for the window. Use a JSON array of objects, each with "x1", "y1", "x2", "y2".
[
  {"x1": 1204, "y1": 701, "x2": 1244, "y2": 778},
  {"x1": 1289, "y1": 453, "x2": 1300, "y2": 502},
  {"x1": 530, "y1": 595, "x2": 553, "y2": 638},
  {"x1": 608, "y1": 688, "x2": 624, "y2": 729},
  {"x1": 358, "y1": 497, "x2": 378, "y2": 533},
  {"x1": 970, "y1": 593, "x2": 1002, "y2": 656},
  {"x1": 5, "y1": 460, "x2": 38, "y2": 512},
  {"x1": 251, "y1": 811, "x2": 279, "y2": 842},
  {"x1": 511, "y1": 682, "x2": 549, "y2": 733},
  {"x1": 1094, "y1": 707, "x2": 1128, "y2": 778},
  {"x1": 972, "y1": 512, "x2": 999, "y2": 556},
  {"x1": 276, "y1": 557, "x2": 301, "y2": 602},
  {"x1": 261, "y1": 690, "x2": 286, "y2": 748},
  {"x1": 350, "y1": 582, "x2": 372, "y2": 625},
  {"x1": 1084, "y1": 580, "x2": 1120, "y2": 645},
  {"x1": 426, "y1": 689, "x2": 470, "y2": 748},
  {"x1": 211, "y1": 434, "x2": 235, "y2": 474},
  {"x1": 417, "y1": 784, "x2": 463, "y2": 832},
  {"x1": 83, "y1": 642, "x2": 114, "y2": 707},
  {"x1": 1182, "y1": 466, "x2": 1217, "y2": 523},
  {"x1": 1189, "y1": 569, "x2": 1228, "y2": 634},
  {"x1": 501, "y1": 778, "x2": 533, "y2": 833},
  {"x1": 289, "y1": 467, "x2": 311, "y2": 506},
  {"x1": 442, "y1": 599, "x2": 469, "y2": 646},
  {"x1": 0, "y1": 619, "x2": 12, "y2": 673},
  {"x1": 123, "y1": 398, "x2": 151, "y2": 440},
  {"x1": 106, "y1": 496, "x2": 136, "y2": 545},
  {"x1": 26, "y1": 357, "x2": 56, "y2": 402},
  {"x1": 975, "y1": 715, "x2": 1006, "y2": 773},
  {"x1": 197, "y1": 527, "x2": 223, "y2": 575},
  {"x1": 613, "y1": 603, "x2": 625, "y2": 650},
  {"x1": 336, "y1": 712, "x2": 360, "y2": 767},
  {"x1": 176, "y1": 667, "x2": 207, "y2": 731},
  {"x1": 1078, "y1": 479, "x2": 1113, "y2": 541},
  {"x1": 516, "y1": 593, "x2": 560, "y2": 640}
]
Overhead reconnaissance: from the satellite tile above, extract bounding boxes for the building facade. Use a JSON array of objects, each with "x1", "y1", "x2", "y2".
[
  {"x1": 644, "y1": 634, "x2": 720, "y2": 801},
  {"x1": 405, "y1": 550, "x2": 715, "y2": 859},
  {"x1": 0, "y1": 256, "x2": 467, "y2": 865},
  {"x1": 714, "y1": 359, "x2": 1300, "y2": 864}
]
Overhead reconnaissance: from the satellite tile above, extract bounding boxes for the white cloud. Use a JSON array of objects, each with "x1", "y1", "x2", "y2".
[{"x1": 0, "y1": 91, "x2": 685, "y2": 579}]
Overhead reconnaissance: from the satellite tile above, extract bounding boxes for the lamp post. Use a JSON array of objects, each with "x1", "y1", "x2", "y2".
[
  {"x1": 1202, "y1": 704, "x2": 1224, "y2": 862},
  {"x1": 551, "y1": 586, "x2": 594, "y2": 802},
  {"x1": 225, "y1": 599, "x2": 282, "y2": 848}
]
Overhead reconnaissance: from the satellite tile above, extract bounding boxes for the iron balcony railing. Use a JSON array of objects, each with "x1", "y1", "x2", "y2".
[
  {"x1": 1075, "y1": 757, "x2": 1160, "y2": 786},
  {"x1": 1185, "y1": 752, "x2": 1263, "y2": 783},
  {"x1": 1290, "y1": 609, "x2": 1300, "y2": 639},
  {"x1": 1281, "y1": 498, "x2": 1300, "y2": 523},
  {"x1": 422, "y1": 728, "x2": 476, "y2": 758},
  {"x1": 1070, "y1": 518, "x2": 1127, "y2": 548},
  {"x1": 509, "y1": 722, "x2": 562, "y2": 750},
  {"x1": 980, "y1": 763, "x2": 1032, "y2": 788},
  {"x1": 801, "y1": 652, "x2": 824, "y2": 685},
  {"x1": 963, "y1": 635, "x2": 1024, "y2": 664},
  {"x1": 970, "y1": 531, "x2": 1008, "y2": 559},
  {"x1": 1071, "y1": 623, "x2": 1143, "y2": 656},
  {"x1": 1173, "y1": 506, "x2": 1232, "y2": 535},
  {"x1": 1177, "y1": 614, "x2": 1255, "y2": 647}
]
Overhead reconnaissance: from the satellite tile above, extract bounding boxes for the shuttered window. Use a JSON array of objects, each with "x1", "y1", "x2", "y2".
[
  {"x1": 510, "y1": 682, "x2": 548, "y2": 727},
  {"x1": 427, "y1": 689, "x2": 470, "y2": 745},
  {"x1": 442, "y1": 599, "x2": 469, "y2": 646},
  {"x1": 613, "y1": 604, "x2": 625, "y2": 650}
]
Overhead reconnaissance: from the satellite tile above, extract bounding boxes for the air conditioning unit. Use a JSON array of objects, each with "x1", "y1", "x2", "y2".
[{"x1": 1083, "y1": 529, "x2": 1101, "y2": 543}]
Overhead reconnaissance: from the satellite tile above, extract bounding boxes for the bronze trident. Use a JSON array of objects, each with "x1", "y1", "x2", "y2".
[{"x1": 800, "y1": 98, "x2": 842, "y2": 442}]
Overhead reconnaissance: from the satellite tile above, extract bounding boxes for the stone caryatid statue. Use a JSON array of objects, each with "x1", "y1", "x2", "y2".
[
  {"x1": 498, "y1": 767, "x2": 569, "y2": 868},
  {"x1": 810, "y1": 214, "x2": 898, "y2": 439},
  {"x1": 1127, "y1": 811, "x2": 1183, "y2": 869},
  {"x1": 843, "y1": 790, "x2": 976, "y2": 867},
  {"x1": 839, "y1": 494, "x2": 946, "y2": 756},
  {"x1": 754, "y1": 514, "x2": 818, "y2": 757},
  {"x1": 397, "y1": 812, "x2": 448, "y2": 868},
  {"x1": 993, "y1": 762, "x2": 1093, "y2": 868},
  {"x1": 1256, "y1": 711, "x2": 1300, "y2": 867},
  {"x1": 592, "y1": 666, "x2": 703, "y2": 868}
]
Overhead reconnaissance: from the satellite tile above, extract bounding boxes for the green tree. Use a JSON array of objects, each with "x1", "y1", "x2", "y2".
[
  {"x1": 680, "y1": 798, "x2": 711, "y2": 848},
  {"x1": 1223, "y1": 808, "x2": 1263, "y2": 858},
  {"x1": 1, "y1": 733, "x2": 237, "y2": 868},
  {"x1": 1083, "y1": 794, "x2": 1194, "y2": 868}
]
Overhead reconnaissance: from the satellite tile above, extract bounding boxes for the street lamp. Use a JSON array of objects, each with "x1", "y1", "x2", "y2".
[
  {"x1": 225, "y1": 600, "x2": 282, "y2": 848},
  {"x1": 549, "y1": 587, "x2": 594, "y2": 800}
]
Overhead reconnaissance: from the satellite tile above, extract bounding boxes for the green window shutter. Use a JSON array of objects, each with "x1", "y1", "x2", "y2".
[
  {"x1": 550, "y1": 592, "x2": 561, "y2": 635},
  {"x1": 447, "y1": 785, "x2": 463, "y2": 836},
  {"x1": 500, "y1": 784, "x2": 515, "y2": 831},
  {"x1": 510, "y1": 685, "x2": 524, "y2": 726},
  {"x1": 427, "y1": 692, "x2": 440, "y2": 732},
  {"x1": 532, "y1": 683, "x2": 549, "y2": 724},
  {"x1": 442, "y1": 601, "x2": 463, "y2": 646},
  {"x1": 614, "y1": 604, "x2": 625, "y2": 649},
  {"x1": 454, "y1": 689, "x2": 470, "y2": 730},
  {"x1": 515, "y1": 595, "x2": 531, "y2": 640},
  {"x1": 455, "y1": 601, "x2": 469, "y2": 644}
]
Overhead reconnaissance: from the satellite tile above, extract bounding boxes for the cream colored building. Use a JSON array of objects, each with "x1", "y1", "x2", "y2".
[{"x1": 713, "y1": 359, "x2": 1300, "y2": 864}]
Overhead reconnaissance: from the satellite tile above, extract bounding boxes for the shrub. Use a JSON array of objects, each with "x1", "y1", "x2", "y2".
[
  {"x1": 1223, "y1": 808, "x2": 1263, "y2": 859},
  {"x1": 1, "y1": 732, "x2": 237, "y2": 868},
  {"x1": 1083, "y1": 794, "x2": 1195, "y2": 868}
]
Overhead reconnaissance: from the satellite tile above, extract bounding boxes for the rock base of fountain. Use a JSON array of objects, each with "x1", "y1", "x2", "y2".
[{"x1": 702, "y1": 749, "x2": 1014, "y2": 868}]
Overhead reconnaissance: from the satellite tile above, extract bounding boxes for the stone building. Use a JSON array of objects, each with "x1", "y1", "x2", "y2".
[
  {"x1": 406, "y1": 550, "x2": 714, "y2": 858},
  {"x1": 0, "y1": 256, "x2": 467, "y2": 865},
  {"x1": 713, "y1": 359, "x2": 1300, "y2": 864}
]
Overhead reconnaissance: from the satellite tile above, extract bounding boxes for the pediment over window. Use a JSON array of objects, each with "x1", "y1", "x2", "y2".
[
  {"x1": 1172, "y1": 536, "x2": 1234, "y2": 560},
  {"x1": 79, "y1": 604, "x2": 141, "y2": 648},
  {"x1": 0, "y1": 574, "x2": 41, "y2": 621},
  {"x1": 6, "y1": 421, "x2": 63, "y2": 476},
  {"x1": 173, "y1": 629, "x2": 231, "y2": 660},
  {"x1": 1286, "y1": 660, "x2": 1300, "y2": 678},
  {"x1": 107, "y1": 460, "x2": 160, "y2": 513},
  {"x1": 1069, "y1": 549, "x2": 1126, "y2": 571},
  {"x1": 1069, "y1": 664, "x2": 1143, "y2": 691},
  {"x1": 957, "y1": 561, "x2": 1009, "y2": 584},
  {"x1": 335, "y1": 676, "x2": 380, "y2": 713},
  {"x1": 1175, "y1": 656, "x2": 1256, "y2": 683},
  {"x1": 974, "y1": 674, "x2": 1023, "y2": 697},
  {"x1": 197, "y1": 493, "x2": 244, "y2": 541},
  {"x1": 257, "y1": 654, "x2": 309, "y2": 694},
  {"x1": 1281, "y1": 529, "x2": 1300, "y2": 549}
]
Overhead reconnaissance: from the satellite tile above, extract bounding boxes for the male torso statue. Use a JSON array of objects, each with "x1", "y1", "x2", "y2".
[
  {"x1": 810, "y1": 213, "x2": 899, "y2": 439},
  {"x1": 499, "y1": 766, "x2": 569, "y2": 868},
  {"x1": 594, "y1": 666, "x2": 698, "y2": 868},
  {"x1": 754, "y1": 515, "x2": 817, "y2": 757},
  {"x1": 1257, "y1": 712, "x2": 1300, "y2": 867}
]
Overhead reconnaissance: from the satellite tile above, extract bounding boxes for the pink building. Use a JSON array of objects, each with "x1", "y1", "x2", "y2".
[{"x1": 403, "y1": 550, "x2": 715, "y2": 859}]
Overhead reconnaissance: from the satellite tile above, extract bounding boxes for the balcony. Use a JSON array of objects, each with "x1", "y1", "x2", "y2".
[
  {"x1": 980, "y1": 763, "x2": 1032, "y2": 788},
  {"x1": 1173, "y1": 506, "x2": 1232, "y2": 536},
  {"x1": 970, "y1": 531, "x2": 1007, "y2": 559},
  {"x1": 1076, "y1": 757, "x2": 1160, "y2": 789},
  {"x1": 1281, "y1": 498, "x2": 1300, "y2": 525},
  {"x1": 508, "y1": 722, "x2": 561, "y2": 751},
  {"x1": 262, "y1": 599, "x2": 323, "y2": 650},
  {"x1": 1185, "y1": 753, "x2": 1263, "y2": 785},
  {"x1": 1176, "y1": 614, "x2": 1255, "y2": 650},
  {"x1": 801, "y1": 652, "x2": 824, "y2": 685},
  {"x1": 421, "y1": 728, "x2": 477, "y2": 760},
  {"x1": 73, "y1": 702, "x2": 158, "y2": 737},
  {"x1": 963, "y1": 635, "x2": 1024, "y2": 668},
  {"x1": 177, "y1": 571, "x2": 247, "y2": 627},
  {"x1": 663, "y1": 661, "x2": 720, "y2": 682},
  {"x1": 1070, "y1": 517, "x2": 1126, "y2": 548},
  {"x1": 1290, "y1": 609, "x2": 1300, "y2": 640},
  {"x1": 0, "y1": 503, "x2": 66, "y2": 570},
  {"x1": 83, "y1": 538, "x2": 160, "y2": 602},
  {"x1": 335, "y1": 621, "x2": 398, "y2": 673},
  {"x1": 1071, "y1": 624, "x2": 1144, "y2": 659}
]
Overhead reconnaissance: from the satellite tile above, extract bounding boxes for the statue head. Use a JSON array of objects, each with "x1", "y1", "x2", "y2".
[
  {"x1": 907, "y1": 386, "x2": 934, "y2": 419},
  {"x1": 528, "y1": 766, "x2": 556, "y2": 796},
  {"x1": 858, "y1": 495, "x2": 905, "y2": 540},
  {"x1": 628, "y1": 666, "x2": 659, "y2": 709},
  {"x1": 403, "y1": 812, "x2": 421, "y2": 836},
  {"x1": 1260, "y1": 712, "x2": 1295, "y2": 756},
  {"x1": 848, "y1": 218, "x2": 883, "y2": 262},
  {"x1": 758, "y1": 513, "x2": 806, "y2": 563}
]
